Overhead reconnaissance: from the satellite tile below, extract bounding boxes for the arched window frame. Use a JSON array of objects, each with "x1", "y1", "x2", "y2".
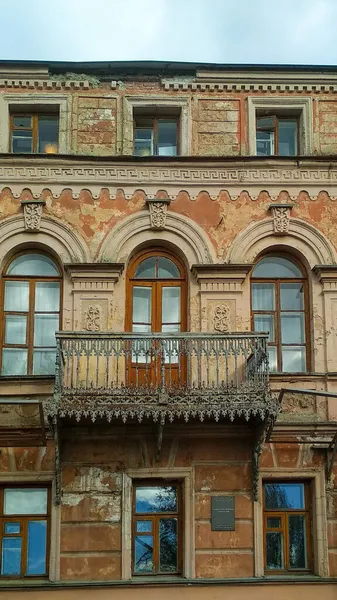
[
  {"x1": 0, "y1": 251, "x2": 62, "y2": 376},
  {"x1": 251, "y1": 253, "x2": 310, "y2": 374}
]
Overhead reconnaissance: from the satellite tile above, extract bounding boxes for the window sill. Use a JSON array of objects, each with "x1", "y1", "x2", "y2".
[{"x1": 0, "y1": 375, "x2": 55, "y2": 382}]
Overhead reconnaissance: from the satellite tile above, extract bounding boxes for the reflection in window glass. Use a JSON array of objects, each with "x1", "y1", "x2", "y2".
[
  {"x1": 1, "y1": 537, "x2": 22, "y2": 575},
  {"x1": 252, "y1": 257, "x2": 302, "y2": 278},
  {"x1": 27, "y1": 521, "x2": 47, "y2": 575},
  {"x1": 4, "y1": 488, "x2": 48, "y2": 515},
  {"x1": 7, "y1": 254, "x2": 59, "y2": 276},
  {"x1": 264, "y1": 483, "x2": 305, "y2": 510},
  {"x1": 135, "y1": 486, "x2": 177, "y2": 513},
  {"x1": 159, "y1": 518, "x2": 178, "y2": 572},
  {"x1": 266, "y1": 531, "x2": 284, "y2": 569},
  {"x1": 134, "y1": 535, "x2": 154, "y2": 573}
]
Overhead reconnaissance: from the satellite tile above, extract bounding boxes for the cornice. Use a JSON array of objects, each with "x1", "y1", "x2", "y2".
[{"x1": 2, "y1": 156, "x2": 337, "y2": 200}]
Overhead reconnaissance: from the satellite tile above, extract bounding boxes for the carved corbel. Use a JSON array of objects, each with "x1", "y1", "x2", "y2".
[
  {"x1": 252, "y1": 417, "x2": 274, "y2": 501},
  {"x1": 21, "y1": 199, "x2": 46, "y2": 231},
  {"x1": 268, "y1": 203, "x2": 295, "y2": 235},
  {"x1": 146, "y1": 198, "x2": 171, "y2": 230}
]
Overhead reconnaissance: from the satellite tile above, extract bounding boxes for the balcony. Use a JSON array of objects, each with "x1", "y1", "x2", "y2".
[{"x1": 47, "y1": 332, "x2": 278, "y2": 424}]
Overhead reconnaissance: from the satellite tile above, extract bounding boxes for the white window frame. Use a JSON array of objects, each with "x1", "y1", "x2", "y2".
[
  {"x1": 0, "y1": 93, "x2": 70, "y2": 154},
  {"x1": 122, "y1": 468, "x2": 194, "y2": 580},
  {"x1": 247, "y1": 97, "x2": 313, "y2": 156}
]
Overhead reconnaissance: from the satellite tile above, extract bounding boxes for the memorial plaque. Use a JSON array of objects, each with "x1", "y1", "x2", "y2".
[{"x1": 211, "y1": 496, "x2": 235, "y2": 531}]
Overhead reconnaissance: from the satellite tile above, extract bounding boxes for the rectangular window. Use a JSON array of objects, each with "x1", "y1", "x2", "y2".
[
  {"x1": 0, "y1": 486, "x2": 50, "y2": 578},
  {"x1": 10, "y1": 114, "x2": 59, "y2": 154},
  {"x1": 263, "y1": 481, "x2": 311, "y2": 572},
  {"x1": 134, "y1": 117, "x2": 178, "y2": 157},
  {"x1": 132, "y1": 482, "x2": 181, "y2": 575},
  {"x1": 256, "y1": 115, "x2": 298, "y2": 156}
]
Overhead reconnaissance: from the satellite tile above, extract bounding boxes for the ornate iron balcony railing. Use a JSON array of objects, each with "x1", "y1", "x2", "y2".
[{"x1": 48, "y1": 332, "x2": 276, "y2": 423}]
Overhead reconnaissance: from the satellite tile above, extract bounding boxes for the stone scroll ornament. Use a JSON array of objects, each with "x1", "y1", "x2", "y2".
[
  {"x1": 269, "y1": 204, "x2": 294, "y2": 234},
  {"x1": 213, "y1": 304, "x2": 230, "y2": 332},
  {"x1": 147, "y1": 198, "x2": 171, "y2": 229},
  {"x1": 84, "y1": 305, "x2": 101, "y2": 331},
  {"x1": 22, "y1": 201, "x2": 45, "y2": 231}
]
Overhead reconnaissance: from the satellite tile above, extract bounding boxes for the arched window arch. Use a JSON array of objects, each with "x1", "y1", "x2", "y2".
[
  {"x1": 1, "y1": 252, "x2": 62, "y2": 376},
  {"x1": 251, "y1": 255, "x2": 309, "y2": 373}
]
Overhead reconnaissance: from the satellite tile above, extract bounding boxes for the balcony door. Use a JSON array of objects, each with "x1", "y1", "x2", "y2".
[{"x1": 126, "y1": 250, "x2": 187, "y2": 388}]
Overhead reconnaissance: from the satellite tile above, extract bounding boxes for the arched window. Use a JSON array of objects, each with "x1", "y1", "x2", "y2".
[
  {"x1": 251, "y1": 256, "x2": 308, "y2": 373},
  {"x1": 1, "y1": 253, "x2": 62, "y2": 376}
]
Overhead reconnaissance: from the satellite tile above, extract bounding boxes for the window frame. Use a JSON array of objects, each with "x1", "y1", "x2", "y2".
[
  {"x1": 251, "y1": 254, "x2": 310, "y2": 373},
  {"x1": 0, "y1": 251, "x2": 62, "y2": 377},
  {"x1": 256, "y1": 114, "x2": 299, "y2": 156},
  {"x1": 132, "y1": 479, "x2": 183, "y2": 576},
  {"x1": 263, "y1": 480, "x2": 312, "y2": 574},
  {"x1": 133, "y1": 116, "x2": 180, "y2": 157},
  {"x1": 9, "y1": 112, "x2": 59, "y2": 154},
  {"x1": 0, "y1": 484, "x2": 51, "y2": 579}
]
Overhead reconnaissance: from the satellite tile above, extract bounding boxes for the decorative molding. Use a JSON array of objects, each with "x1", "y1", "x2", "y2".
[
  {"x1": 146, "y1": 198, "x2": 170, "y2": 229},
  {"x1": 0, "y1": 79, "x2": 95, "y2": 90},
  {"x1": 21, "y1": 199, "x2": 45, "y2": 231},
  {"x1": 213, "y1": 304, "x2": 230, "y2": 332},
  {"x1": 65, "y1": 263, "x2": 124, "y2": 292},
  {"x1": 313, "y1": 265, "x2": 337, "y2": 292},
  {"x1": 269, "y1": 203, "x2": 295, "y2": 234},
  {"x1": 192, "y1": 264, "x2": 253, "y2": 292},
  {"x1": 83, "y1": 305, "x2": 101, "y2": 331}
]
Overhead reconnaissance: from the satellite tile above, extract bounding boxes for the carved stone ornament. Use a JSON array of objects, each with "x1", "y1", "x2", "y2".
[
  {"x1": 269, "y1": 203, "x2": 295, "y2": 234},
  {"x1": 213, "y1": 304, "x2": 230, "y2": 332},
  {"x1": 84, "y1": 305, "x2": 101, "y2": 331},
  {"x1": 146, "y1": 198, "x2": 171, "y2": 229},
  {"x1": 21, "y1": 200, "x2": 46, "y2": 231}
]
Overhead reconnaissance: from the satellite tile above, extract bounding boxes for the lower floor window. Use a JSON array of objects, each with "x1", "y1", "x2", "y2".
[
  {"x1": 0, "y1": 486, "x2": 50, "y2": 577},
  {"x1": 263, "y1": 481, "x2": 311, "y2": 572},
  {"x1": 132, "y1": 481, "x2": 181, "y2": 575}
]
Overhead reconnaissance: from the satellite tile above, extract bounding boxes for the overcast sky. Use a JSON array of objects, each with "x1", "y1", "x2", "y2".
[{"x1": 1, "y1": 0, "x2": 337, "y2": 65}]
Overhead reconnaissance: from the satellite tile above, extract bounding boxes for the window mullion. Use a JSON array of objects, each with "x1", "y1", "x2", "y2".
[
  {"x1": 21, "y1": 517, "x2": 27, "y2": 577},
  {"x1": 27, "y1": 280, "x2": 35, "y2": 375},
  {"x1": 32, "y1": 115, "x2": 38, "y2": 153},
  {"x1": 275, "y1": 117, "x2": 279, "y2": 156},
  {"x1": 154, "y1": 118, "x2": 158, "y2": 156},
  {"x1": 275, "y1": 281, "x2": 282, "y2": 371}
]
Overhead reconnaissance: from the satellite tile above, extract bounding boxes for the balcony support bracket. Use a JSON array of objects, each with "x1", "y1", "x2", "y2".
[
  {"x1": 155, "y1": 417, "x2": 165, "y2": 463},
  {"x1": 326, "y1": 432, "x2": 337, "y2": 483},
  {"x1": 252, "y1": 417, "x2": 274, "y2": 502},
  {"x1": 51, "y1": 415, "x2": 62, "y2": 506}
]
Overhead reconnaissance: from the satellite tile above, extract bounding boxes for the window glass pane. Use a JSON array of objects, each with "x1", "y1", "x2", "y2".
[
  {"x1": 158, "y1": 257, "x2": 180, "y2": 279},
  {"x1": 281, "y1": 314, "x2": 305, "y2": 344},
  {"x1": 136, "y1": 520, "x2": 152, "y2": 533},
  {"x1": 268, "y1": 346, "x2": 277, "y2": 372},
  {"x1": 132, "y1": 287, "x2": 152, "y2": 324},
  {"x1": 162, "y1": 287, "x2": 180, "y2": 324},
  {"x1": 13, "y1": 116, "x2": 32, "y2": 128},
  {"x1": 1, "y1": 537, "x2": 22, "y2": 575},
  {"x1": 280, "y1": 283, "x2": 304, "y2": 310},
  {"x1": 134, "y1": 257, "x2": 156, "y2": 278},
  {"x1": 4, "y1": 523, "x2": 20, "y2": 534},
  {"x1": 266, "y1": 531, "x2": 284, "y2": 569},
  {"x1": 38, "y1": 116, "x2": 58, "y2": 153},
  {"x1": 35, "y1": 282, "x2": 60, "y2": 312},
  {"x1": 282, "y1": 346, "x2": 306, "y2": 372},
  {"x1": 159, "y1": 518, "x2": 178, "y2": 572},
  {"x1": 4, "y1": 281, "x2": 29, "y2": 312},
  {"x1": 157, "y1": 120, "x2": 177, "y2": 156},
  {"x1": 256, "y1": 130, "x2": 274, "y2": 156},
  {"x1": 2, "y1": 349, "x2": 27, "y2": 375},
  {"x1": 252, "y1": 283, "x2": 275, "y2": 310},
  {"x1": 34, "y1": 315, "x2": 59, "y2": 347},
  {"x1": 26, "y1": 520, "x2": 47, "y2": 575},
  {"x1": 252, "y1": 257, "x2": 302, "y2": 278},
  {"x1": 162, "y1": 324, "x2": 181, "y2": 333},
  {"x1": 278, "y1": 120, "x2": 297, "y2": 156},
  {"x1": 33, "y1": 349, "x2": 56, "y2": 375},
  {"x1": 7, "y1": 254, "x2": 59, "y2": 276},
  {"x1": 134, "y1": 535, "x2": 154, "y2": 573},
  {"x1": 135, "y1": 486, "x2": 177, "y2": 513},
  {"x1": 131, "y1": 330, "x2": 151, "y2": 363},
  {"x1": 4, "y1": 488, "x2": 48, "y2": 515},
  {"x1": 289, "y1": 515, "x2": 307, "y2": 569},
  {"x1": 267, "y1": 517, "x2": 281, "y2": 528},
  {"x1": 134, "y1": 128, "x2": 153, "y2": 156},
  {"x1": 5, "y1": 315, "x2": 27, "y2": 345},
  {"x1": 264, "y1": 483, "x2": 305, "y2": 510},
  {"x1": 12, "y1": 130, "x2": 33, "y2": 153},
  {"x1": 253, "y1": 314, "x2": 275, "y2": 342}
]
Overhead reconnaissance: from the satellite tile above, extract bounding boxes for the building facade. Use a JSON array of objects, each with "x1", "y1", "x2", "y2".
[{"x1": 0, "y1": 60, "x2": 336, "y2": 598}]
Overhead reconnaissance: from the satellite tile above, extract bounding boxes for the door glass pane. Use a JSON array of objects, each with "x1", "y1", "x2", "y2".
[
  {"x1": 12, "y1": 130, "x2": 33, "y2": 153},
  {"x1": 256, "y1": 130, "x2": 274, "y2": 156},
  {"x1": 266, "y1": 531, "x2": 284, "y2": 569},
  {"x1": 33, "y1": 349, "x2": 56, "y2": 375},
  {"x1": 289, "y1": 515, "x2": 307, "y2": 569},
  {"x1": 282, "y1": 346, "x2": 306, "y2": 372},
  {"x1": 254, "y1": 314, "x2": 275, "y2": 341},
  {"x1": 159, "y1": 518, "x2": 178, "y2": 572},
  {"x1": 268, "y1": 346, "x2": 277, "y2": 372},
  {"x1": 132, "y1": 287, "x2": 152, "y2": 324},
  {"x1": 157, "y1": 120, "x2": 177, "y2": 156},
  {"x1": 162, "y1": 287, "x2": 180, "y2": 324},
  {"x1": 158, "y1": 257, "x2": 180, "y2": 279},
  {"x1": 252, "y1": 257, "x2": 302, "y2": 278},
  {"x1": 26, "y1": 520, "x2": 47, "y2": 575},
  {"x1": 5, "y1": 315, "x2": 27, "y2": 345},
  {"x1": 252, "y1": 283, "x2": 275, "y2": 310},
  {"x1": 136, "y1": 521, "x2": 152, "y2": 533},
  {"x1": 281, "y1": 313, "x2": 305, "y2": 344},
  {"x1": 34, "y1": 315, "x2": 59, "y2": 346},
  {"x1": 4, "y1": 488, "x2": 48, "y2": 515},
  {"x1": 134, "y1": 535, "x2": 154, "y2": 573},
  {"x1": 280, "y1": 283, "x2": 304, "y2": 310},
  {"x1": 4, "y1": 281, "x2": 29, "y2": 312},
  {"x1": 264, "y1": 483, "x2": 305, "y2": 510},
  {"x1": 38, "y1": 116, "x2": 59, "y2": 153},
  {"x1": 35, "y1": 282, "x2": 60, "y2": 311},
  {"x1": 1, "y1": 538, "x2": 22, "y2": 575},
  {"x1": 278, "y1": 120, "x2": 297, "y2": 156},
  {"x1": 134, "y1": 258, "x2": 156, "y2": 279},
  {"x1": 135, "y1": 486, "x2": 177, "y2": 513},
  {"x1": 2, "y1": 349, "x2": 27, "y2": 375},
  {"x1": 7, "y1": 254, "x2": 59, "y2": 276}
]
